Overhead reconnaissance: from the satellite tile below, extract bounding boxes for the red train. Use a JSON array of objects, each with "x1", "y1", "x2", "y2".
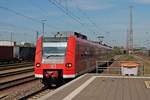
[{"x1": 34, "y1": 32, "x2": 112, "y2": 86}]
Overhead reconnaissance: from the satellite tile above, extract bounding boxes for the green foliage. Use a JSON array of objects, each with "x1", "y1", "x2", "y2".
[
  {"x1": 112, "y1": 46, "x2": 123, "y2": 55},
  {"x1": 120, "y1": 54, "x2": 137, "y2": 61}
]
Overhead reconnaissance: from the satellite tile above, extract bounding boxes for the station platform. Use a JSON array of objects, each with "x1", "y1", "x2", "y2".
[{"x1": 39, "y1": 74, "x2": 150, "y2": 100}]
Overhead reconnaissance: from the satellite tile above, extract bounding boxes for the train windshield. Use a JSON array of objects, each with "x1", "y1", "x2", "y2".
[{"x1": 42, "y1": 42, "x2": 67, "y2": 58}]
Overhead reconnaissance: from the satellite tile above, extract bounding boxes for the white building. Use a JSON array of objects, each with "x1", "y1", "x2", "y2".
[{"x1": 121, "y1": 62, "x2": 140, "y2": 76}]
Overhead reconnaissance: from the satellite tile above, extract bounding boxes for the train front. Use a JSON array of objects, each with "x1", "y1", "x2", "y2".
[{"x1": 34, "y1": 36, "x2": 76, "y2": 86}]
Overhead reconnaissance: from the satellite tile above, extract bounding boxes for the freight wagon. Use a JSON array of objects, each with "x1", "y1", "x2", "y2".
[
  {"x1": 0, "y1": 46, "x2": 35, "y2": 63},
  {"x1": 19, "y1": 47, "x2": 35, "y2": 61}
]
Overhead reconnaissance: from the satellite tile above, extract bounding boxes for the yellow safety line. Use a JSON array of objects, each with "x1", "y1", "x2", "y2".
[{"x1": 144, "y1": 81, "x2": 150, "y2": 88}]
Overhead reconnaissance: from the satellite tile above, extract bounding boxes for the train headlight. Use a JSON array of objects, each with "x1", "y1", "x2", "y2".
[
  {"x1": 65, "y1": 63, "x2": 72, "y2": 68},
  {"x1": 36, "y1": 63, "x2": 41, "y2": 68}
]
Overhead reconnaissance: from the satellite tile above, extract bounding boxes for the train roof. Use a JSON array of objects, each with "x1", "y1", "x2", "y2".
[
  {"x1": 43, "y1": 31, "x2": 111, "y2": 49},
  {"x1": 54, "y1": 31, "x2": 87, "y2": 40},
  {"x1": 43, "y1": 37, "x2": 68, "y2": 42}
]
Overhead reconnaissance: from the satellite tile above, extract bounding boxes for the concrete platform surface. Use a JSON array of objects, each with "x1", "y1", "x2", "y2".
[{"x1": 39, "y1": 74, "x2": 150, "y2": 100}]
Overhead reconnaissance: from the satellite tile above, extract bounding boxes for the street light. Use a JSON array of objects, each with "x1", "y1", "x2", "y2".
[{"x1": 41, "y1": 19, "x2": 47, "y2": 36}]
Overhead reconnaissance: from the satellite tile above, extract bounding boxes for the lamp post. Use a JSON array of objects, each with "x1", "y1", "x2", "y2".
[
  {"x1": 11, "y1": 32, "x2": 13, "y2": 46},
  {"x1": 41, "y1": 19, "x2": 47, "y2": 36}
]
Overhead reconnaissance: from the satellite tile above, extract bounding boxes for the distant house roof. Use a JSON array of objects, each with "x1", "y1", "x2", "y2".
[{"x1": 121, "y1": 62, "x2": 140, "y2": 68}]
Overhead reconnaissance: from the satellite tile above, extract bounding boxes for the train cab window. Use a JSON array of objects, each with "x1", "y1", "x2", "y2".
[{"x1": 42, "y1": 42, "x2": 67, "y2": 58}]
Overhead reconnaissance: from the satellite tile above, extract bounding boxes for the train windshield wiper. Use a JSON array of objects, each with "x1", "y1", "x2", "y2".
[
  {"x1": 46, "y1": 55, "x2": 53, "y2": 58},
  {"x1": 46, "y1": 54, "x2": 64, "y2": 58}
]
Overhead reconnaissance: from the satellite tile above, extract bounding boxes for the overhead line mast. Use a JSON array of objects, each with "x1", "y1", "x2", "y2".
[{"x1": 127, "y1": 6, "x2": 133, "y2": 54}]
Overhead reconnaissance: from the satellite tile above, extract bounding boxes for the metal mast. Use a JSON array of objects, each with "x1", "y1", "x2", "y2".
[
  {"x1": 127, "y1": 6, "x2": 133, "y2": 53},
  {"x1": 126, "y1": 29, "x2": 129, "y2": 50}
]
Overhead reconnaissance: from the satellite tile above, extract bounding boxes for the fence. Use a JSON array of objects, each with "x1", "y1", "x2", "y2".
[{"x1": 96, "y1": 61, "x2": 145, "y2": 76}]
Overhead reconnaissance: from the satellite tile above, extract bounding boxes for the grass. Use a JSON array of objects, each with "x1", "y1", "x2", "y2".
[{"x1": 119, "y1": 54, "x2": 137, "y2": 61}]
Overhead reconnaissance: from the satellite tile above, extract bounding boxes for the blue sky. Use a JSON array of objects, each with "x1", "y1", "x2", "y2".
[{"x1": 0, "y1": 0, "x2": 150, "y2": 48}]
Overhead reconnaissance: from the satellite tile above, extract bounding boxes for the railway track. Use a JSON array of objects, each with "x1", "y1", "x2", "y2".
[
  {"x1": 20, "y1": 87, "x2": 53, "y2": 100},
  {"x1": 0, "y1": 74, "x2": 34, "y2": 90},
  {"x1": 0, "y1": 61, "x2": 33, "y2": 66},
  {"x1": 0, "y1": 63, "x2": 35, "y2": 93},
  {"x1": 0, "y1": 66, "x2": 33, "y2": 77},
  {"x1": 0, "y1": 79, "x2": 41, "y2": 100},
  {"x1": 21, "y1": 79, "x2": 74, "y2": 100},
  {"x1": 20, "y1": 82, "x2": 69, "y2": 100},
  {"x1": 0, "y1": 79, "x2": 54, "y2": 100},
  {"x1": 0, "y1": 62, "x2": 34, "y2": 71}
]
